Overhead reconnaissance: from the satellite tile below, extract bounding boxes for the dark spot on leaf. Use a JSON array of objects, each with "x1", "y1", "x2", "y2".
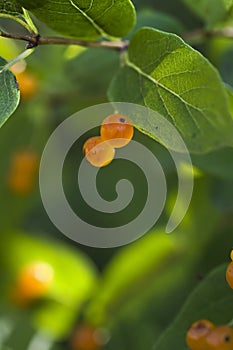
[{"x1": 196, "y1": 274, "x2": 204, "y2": 281}]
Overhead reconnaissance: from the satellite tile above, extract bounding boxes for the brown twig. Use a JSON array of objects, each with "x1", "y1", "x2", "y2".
[
  {"x1": 182, "y1": 27, "x2": 233, "y2": 43},
  {"x1": 2, "y1": 26, "x2": 233, "y2": 52},
  {"x1": 0, "y1": 29, "x2": 129, "y2": 51}
]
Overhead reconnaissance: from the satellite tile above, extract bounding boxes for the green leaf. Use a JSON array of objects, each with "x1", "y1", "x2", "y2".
[
  {"x1": 0, "y1": 1, "x2": 36, "y2": 32},
  {"x1": 221, "y1": 47, "x2": 233, "y2": 88},
  {"x1": 192, "y1": 147, "x2": 233, "y2": 180},
  {"x1": 224, "y1": 0, "x2": 233, "y2": 10},
  {"x1": 191, "y1": 87, "x2": 233, "y2": 179},
  {"x1": 86, "y1": 179, "x2": 221, "y2": 328},
  {"x1": 182, "y1": 0, "x2": 233, "y2": 28},
  {"x1": 210, "y1": 178, "x2": 233, "y2": 211},
  {"x1": 153, "y1": 264, "x2": 233, "y2": 350},
  {"x1": 86, "y1": 230, "x2": 184, "y2": 325},
  {"x1": 18, "y1": 0, "x2": 136, "y2": 39},
  {"x1": 129, "y1": 9, "x2": 184, "y2": 37},
  {"x1": 0, "y1": 57, "x2": 20, "y2": 128},
  {"x1": 0, "y1": 0, "x2": 23, "y2": 18},
  {"x1": 109, "y1": 28, "x2": 233, "y2": 153},
  {"x1": 226, "y1": 84, "x2": 233, "y2": 116}
]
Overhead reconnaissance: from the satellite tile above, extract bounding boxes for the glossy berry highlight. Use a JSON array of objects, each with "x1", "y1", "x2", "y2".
[
  {"x1": 226, "y1": 261, "x2": 233, "y2": 289},
  {"x1": 186, "y1": 319, "x2": 214, "y2": 350},
  {"x1": 100, "y1": 113, "x2": 134, "y2": 148},
  {"x1": 83, "y1": 136, "x2": 115, "y2": 167}
]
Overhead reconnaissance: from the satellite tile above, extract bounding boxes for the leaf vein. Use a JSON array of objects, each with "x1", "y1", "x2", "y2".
[{"x1": 126, "y1": 58, "x2": 220, "y2": 131}]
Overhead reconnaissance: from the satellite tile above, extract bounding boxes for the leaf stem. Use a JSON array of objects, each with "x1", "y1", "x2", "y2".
[
  {"x1": 0, "y1": 14, "x2": 34, "y2": 34},
  {"x1": 22, "y1": 8, "x2": 38, "y2": 35},
  {"x1": 0, "y1": 29, "x2": 129, "y2": 51}
]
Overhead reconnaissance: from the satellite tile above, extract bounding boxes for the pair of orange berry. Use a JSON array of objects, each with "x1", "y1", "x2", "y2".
[
  {"x1": 83, "y1": 114, "x2": 134, "y2": 167},
  {"x1": 7, "y1": 150, "x2": 39, "y2": 195},
  {"x1": 186, "y1": 320, "x2": 233, "y2": 350},
  {"x1": 226, "y1": 250, "x2": 233, "y2": 289}
]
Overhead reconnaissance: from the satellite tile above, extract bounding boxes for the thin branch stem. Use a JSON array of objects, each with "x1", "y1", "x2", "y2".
[
  {"x1": 211, "y1": 27, "x2": 233, "y2": 38},
  {"x1": 1, "y1": 25, "x2": 233, "y2": 54},
  {"x1": 22, "y1": 8, "x2": 38, "y2": 35},
  {"x1": 182, "y1": 28, "x2": 207, "y2": 44},
  {"x1": 0, "y1": 29, "x2": 129, "y2": 51},
  {"x1": 182, "y1": 27, "x2": 233, "y2": 43}
]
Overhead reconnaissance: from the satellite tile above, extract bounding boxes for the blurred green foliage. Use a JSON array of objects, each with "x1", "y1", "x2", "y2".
[{"x1": 0, "y1": 0, "x2": 233, "y2": 350}]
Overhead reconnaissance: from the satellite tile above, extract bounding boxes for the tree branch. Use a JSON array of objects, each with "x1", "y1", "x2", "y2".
[
  {"x1": 182, "y1": 27, "x2": 233, "y2": 43},
  {"x1": 2, "y1": 26, "x2": 233, "y2": 53},
  {"x1": 0, "y1": 29, "x2": 129, "y2": 51}
]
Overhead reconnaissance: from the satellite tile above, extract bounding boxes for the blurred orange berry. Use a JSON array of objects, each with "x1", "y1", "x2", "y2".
[
  {"x1": 8, "y1": 173, "x2": 35, "y2": 194},
  {"x1": 13, "y1": 70, "x2": 39, "y2": 100},
  {"x1": 7, "y1": 150, "x2": 39, "y2": 195},
  {"x1": 10, "y1": 150, "x2": 39, "y2": 173},
  {"x1": 83, "y1": 136, "x2": 115, "y2": 167},
  {"x1": 71, "y1": 325, "x2": 103, "y2": 350},
  {"x1": 12, "y1": 262, "x2": 54, "y2": 306},
  {"x1": 100, "y1": 113, "x2": 134, "y2": 148}
]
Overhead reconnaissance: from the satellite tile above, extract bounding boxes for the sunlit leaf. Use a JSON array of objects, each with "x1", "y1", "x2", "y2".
[
  {"x1": 18, "y1": 0, "x2": 136, "y2": 39},
  {"x1": 109, "y1": 28, "x2": 233, "y2": 153}
]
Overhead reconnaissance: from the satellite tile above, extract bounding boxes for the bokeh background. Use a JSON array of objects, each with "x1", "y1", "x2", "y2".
[{"x1": 0, "y1": 0, "x2": 233, "y2": 349}]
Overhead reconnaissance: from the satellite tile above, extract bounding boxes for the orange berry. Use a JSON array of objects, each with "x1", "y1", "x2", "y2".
[
  {"x1": 205, "y1": 325, "x2": 233, "y2": 349},
  {"x1": 12, "y1": 262, "x2": 54, "y2": 306},
  {"x1": 8, "y1": 172, "x2": 35, "y2": 194},
  {"x1": 7, "y1": 150, "x2": 39, "y2": 195},
  {"x1": 71, "y1": 325, "x2": 102, "y2": 350},
  {"x1": 100, "y1": 113, "x2": 134, "y2": 148},
  {"x1": 11, "y1": 150, "x2": 39, "y2": 173},
  {"x1": 226, "y1": 261, "x2": 233, "y2": 289},
  {"x1": 83, "y1": 136, "x2": 115, "y2": 167},
  {"x1": 186, "y1": 319, "x2": 214, "y2": 350},
  {"x1": 14, "y1": 71, "x2": 38, "y2": 100}
]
